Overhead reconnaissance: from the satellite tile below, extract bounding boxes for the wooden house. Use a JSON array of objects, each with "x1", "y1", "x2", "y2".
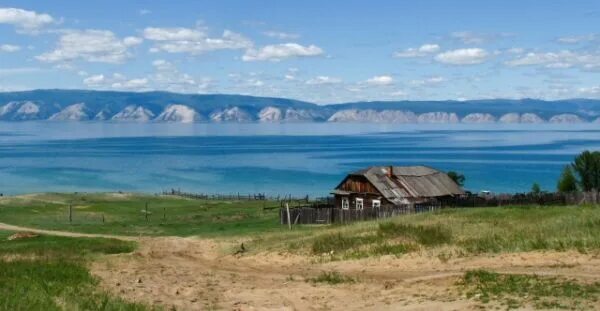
[{"x1": 331, "y1": 166, "x2": 464, "y2": 209}]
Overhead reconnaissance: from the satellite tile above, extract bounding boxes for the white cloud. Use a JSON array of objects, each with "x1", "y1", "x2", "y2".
[
  {"x1": 451, "y1": 31, "x2": 486, "y2": 44},
  {"x1": 410, "y1": 76, "x2": 445, "y2": 87},
  {"x1": 84, "y1": 61, "x2": 213, "y2": 93},
  {"x1": 0, "y1": 44, "x2": 20, "y2": 52},
  {"x1": 0, "y1": 67, "x2": 40, "y2": 76},
  {"x1": 242, "y1": 43, "x2": 323, "y2": 62},
  {"x1": 0, "y1": 7, "x2": 54, "y2": 33},
  {"x1": 365, "y1": 75, "x2": 394, "y2": 85},
  {"x1": 111, "y1": 78, "x2": 149, "y2": 90},
  {"x1": 83, "y1": 74, "x2": 105, "y2": 86},
  {"x1": 578, "y1": 85, "x2": 600, "y2": 96},
  {"x1": 36, "y1": 30, "x2": 143, "y2": 64},
  {"x1": 305, "y1": 76, "x2": 341, "y2": 85},
  {"x1": 144, "y1": 27, "x2": 252, "y2": 55},
  {"x1": 394, "y1": 43, "x2": 440, "y2": 58},
  {"x1": 434, "y1": 48, "x2": 488, "y2": 65},
  {"x1": 139, "y1": 9, "x2": 151, "y2": 16},
  {"x1": 263, "y1": 31, "x2": 300, "y2": 40},
  {"x1": 506, "y1": 50, "x2": 600, "y2": 70},
  {"x1": 557, "y1": 34, "x2": 597, "y2": 44}
]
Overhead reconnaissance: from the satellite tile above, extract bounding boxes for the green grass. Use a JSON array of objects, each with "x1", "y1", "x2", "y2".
[
  {"x1": 307, "y1": 271, "x2": 356, "y2": 285},
  {"x1": 2, "y1": 193, "x2": 600, "y2": 258},
  {"x1": 0, "y1": 231, "x2": 148, "y2": 311},
  {"x1": 254, "y1": 204, "x2": 600, "y2": 259},
  {"x1": 459, "y1": 270, "x2": 600, "y2": 309},
  {"x1": 0, "y1": 193, "x2": 283, "y2": 237}
]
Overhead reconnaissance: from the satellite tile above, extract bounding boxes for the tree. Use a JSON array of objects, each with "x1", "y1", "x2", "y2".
[
  {"x1": 447, "y1": 171, "x2": 465, "y2": 186},
  {"x1": 557, "y1": 165, "x2": 578, "y2": 193},
  {"x1": 531, "y1": 182, "x2": 541, "y2": 195},
  {"x1": 571, "y1": 150, "x2": 600, "y2": 191}
]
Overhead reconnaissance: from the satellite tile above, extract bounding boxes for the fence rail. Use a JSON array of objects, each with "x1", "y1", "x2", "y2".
[
  {"x1": 280, "y1": 203, "x2": 439, "y2": 225},
  {"x1": 440, "y1": 191, "x2": 599, "y2": 207}
]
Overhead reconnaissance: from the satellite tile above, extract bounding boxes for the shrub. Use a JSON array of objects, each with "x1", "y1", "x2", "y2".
[
  {"x1": 378, "y1": 222, "x2": 452, "y2": 246},
  {"x1": 308, "y1": 271, "x2": 355, "y2": 285}
]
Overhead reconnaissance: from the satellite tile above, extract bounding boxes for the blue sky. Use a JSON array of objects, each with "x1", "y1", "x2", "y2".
[{"x1": 1, "y1": 0, "x2": 599, "y2": 103}]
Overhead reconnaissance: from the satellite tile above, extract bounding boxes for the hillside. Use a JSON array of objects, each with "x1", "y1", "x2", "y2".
[{"x1": 1, "y1": 89, "x2": 599, "y2": 123}]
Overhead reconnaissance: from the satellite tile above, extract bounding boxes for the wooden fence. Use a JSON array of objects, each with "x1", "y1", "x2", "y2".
[
  {"x1": 280, "y1": 203, "x2": 439, "y2": 225},
  {"x1": 440, "y1": 191, "x2": 600, "y2": 207}
]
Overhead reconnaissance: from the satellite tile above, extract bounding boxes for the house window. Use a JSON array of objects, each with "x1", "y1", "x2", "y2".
[
  {"x1": 341, "y1": 198, "x2": 349, "y2": 210},
  {"x1": 372, "y1": 199, "x2": 381, "y2": 208},
  {"x1": 356, "y1": 198, "x2": 364, "y2": 210}
]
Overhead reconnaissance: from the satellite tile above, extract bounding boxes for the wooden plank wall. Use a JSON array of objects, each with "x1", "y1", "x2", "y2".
[{"x1": 280, "y1": 204, "x2": 437, "y2": 225}]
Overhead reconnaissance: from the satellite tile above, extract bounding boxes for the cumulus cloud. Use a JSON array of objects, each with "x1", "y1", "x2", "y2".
[
  {"x1": 0, "y1": 44, "x2": 20, "y2": 52},
  {"x1": 36, "y1": 30, "x2": 143, "y2": 64},
  {"x1": 434, "y1": 48, "x2": 488, "y2": 65},
  {"x1": 305, "y1": 76, "x2": 341, "y2": 85},
  {"x1": 506, "y1": 50, "x2": 600, "y2": 71},
  {"x1": 144, "y1": 27, "x2": 252, "y2": 55},
  {"x1": 410, "y1": 76, "x2": 445, "y2": 87},
  {"x1": 365, "y1": 75, "x2": 394, "y2": 85},
  {"x1": 0, "y1": 7, "x2": 55, "y2": 33},
  {"x1": 578, "y1": 85, "x2": 600, "y2": 96},
  {"x1": 394, "y1": 43, "x2": 440, "y2": 58},
  {"x1": 242, "y1": 43, "x2": 323, "y2": 62},
  {"x1": 557, "y1": 34, "x2": 597, "y2": 44},
  {"x1": 84, "y1": 60, "x2": 213, "y2": 93},
  {"x1": 263, "y1": 31, "x2": 300, "y2": 40}
]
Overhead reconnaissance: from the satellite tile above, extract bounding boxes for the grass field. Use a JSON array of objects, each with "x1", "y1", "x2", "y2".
[
  {"x1": 2, "y1": 193, "x2": 600, "y2": 310},
  {"x1": 255, "y1": 204, "x2": 600, "y2": 259},
  {"x1": 0, "y1": 230, "x2": 149, "y2": 311},
  {"x1": 0, "y1": 193, "x2": 283, "y2": 237}
]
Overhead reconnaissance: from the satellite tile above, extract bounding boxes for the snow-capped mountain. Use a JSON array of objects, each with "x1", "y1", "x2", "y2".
[
  {"x1": 111, "y1": 105, "x2": 155, "y2": 122},
  {"x1": 154, "y1": 104, "x2": 203, "y2": 123},
  {"x1": 461, "y1": 113, "x2": 496, "y2": 123},
  {"x1": 210, "y1": 107, "x2": 254, "y2": 122},
  {"x1": 499, "y1": 113, "x2": 544, "y2": 123},
  {"x1": 49, "y1": 103, "x2": 92, "y2": 121},
  {"x1": 328, "y1": 109, "x2": 417, "y2": 123},
  {"x1": 549, "y1": 114, "x2": 584, "y2": 123},
  {"x1": 0, "y1": 101, "x2": 49, "y2": 121},
  {"x1": 1, "y1": 90, "x2": 600, "y2": 123},
  {"x1": 417, "y1": 112, "x2": 459, "y2": 123},
  {"x1": 258, "y1": 106, "x2": 283, "y2": 122}
]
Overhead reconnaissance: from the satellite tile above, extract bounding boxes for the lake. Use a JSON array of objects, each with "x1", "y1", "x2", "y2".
[{"x1": 0, "y1": 122, "x2": 598, "y2": 196}]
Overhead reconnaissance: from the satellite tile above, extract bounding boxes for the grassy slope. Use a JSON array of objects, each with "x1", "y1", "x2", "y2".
[
  {"x1": 1, "y1": 193, "x2": 599, "y2": 257},
  {"x1": 0, "y1": 193, "x2": 283, "y2": 237},
  {"x1": 0, "y1": 231, "x2": 149, "y2": 311},
  {"x1": 253, "y1": 204, "x2": 600, "y2": 258}
]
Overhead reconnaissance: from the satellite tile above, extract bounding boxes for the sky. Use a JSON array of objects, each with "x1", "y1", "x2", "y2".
[{"x1": 0, "y1": 0, "x2": 599, "y2": 104}]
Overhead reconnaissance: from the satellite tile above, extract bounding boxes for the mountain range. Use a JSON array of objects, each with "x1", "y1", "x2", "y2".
[{"x1": 1, "y1": 89, "x2": 600, "y2": 124}]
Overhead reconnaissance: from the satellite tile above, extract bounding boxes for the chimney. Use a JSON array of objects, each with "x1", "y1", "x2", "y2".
[{"x1": 388, "y1": 165, "x2": 393, "y2": 178}]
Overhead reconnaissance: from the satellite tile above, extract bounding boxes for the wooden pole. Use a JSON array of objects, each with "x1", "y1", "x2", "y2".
[
  {"x1": 69, "y1": 204, "x2": 72, "y2": 223},
  {"x1": 163, "y1": 206, "x2": 166, "y2": 221},
  {"x1": 145, "y1": 202, "x2": 148, "y2": 222},
  {"x1": 286, "y1": 203, "x2": 291, "y2": 230}
]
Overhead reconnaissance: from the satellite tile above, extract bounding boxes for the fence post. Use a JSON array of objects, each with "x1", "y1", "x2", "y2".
[
  {"x1": 145, "y1": 202, "x2": 148, "y2": 222},
  {"x1": 69, "y1": 204, "x2": 72, "y2": 223},
  {"x1": 286, "y1": 203, "x2": 291, "y2": 230}
]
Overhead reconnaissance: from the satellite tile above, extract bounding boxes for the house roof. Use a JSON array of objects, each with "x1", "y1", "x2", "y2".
[{"x1": 341, "y1": 165, "x2": 464, "y2": 204}]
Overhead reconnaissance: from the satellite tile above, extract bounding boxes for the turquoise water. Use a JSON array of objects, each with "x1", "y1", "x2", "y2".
[{"x1": 0, "y1": 122, "x2": 598, "y2": 196}]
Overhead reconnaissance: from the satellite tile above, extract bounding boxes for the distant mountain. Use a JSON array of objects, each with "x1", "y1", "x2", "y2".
[{"x1": 0, "y1": 90, "x2": 599, "y2": 123}]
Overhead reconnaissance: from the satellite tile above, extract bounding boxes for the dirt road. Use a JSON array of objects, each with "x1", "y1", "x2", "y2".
[{"x1": 3, "y1": 222, "x2": 600, "y2": 310}]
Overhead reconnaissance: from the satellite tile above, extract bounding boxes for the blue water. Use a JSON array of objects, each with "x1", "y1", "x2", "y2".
[{"x1": 0, "y1": 122, "x2": 598, "y2": 196}]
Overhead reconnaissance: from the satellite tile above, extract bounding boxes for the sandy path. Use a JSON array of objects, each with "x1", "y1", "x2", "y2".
[
  {"x1": 0, "y1": 222, "x2": 135, "y2": 240},
  {"x1": 3, "y1": 222, "x2": 600, "y2": 310}
]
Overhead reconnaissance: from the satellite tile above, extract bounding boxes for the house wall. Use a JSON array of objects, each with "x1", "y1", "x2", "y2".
[
  {"x1": 338, "y1": 175, "x2": 379, "y2": 193},
  {"x1": 334, "y1": 175, "x2": 392, "y2": 209},
  {"x1": 334, "y1": 193, "x2": 386, "y2": 209}
]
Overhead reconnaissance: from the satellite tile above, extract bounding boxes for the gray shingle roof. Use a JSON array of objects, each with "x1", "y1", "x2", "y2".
[{"x1": 346, "y1": 165, "x2": 464, "y2": 204}]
